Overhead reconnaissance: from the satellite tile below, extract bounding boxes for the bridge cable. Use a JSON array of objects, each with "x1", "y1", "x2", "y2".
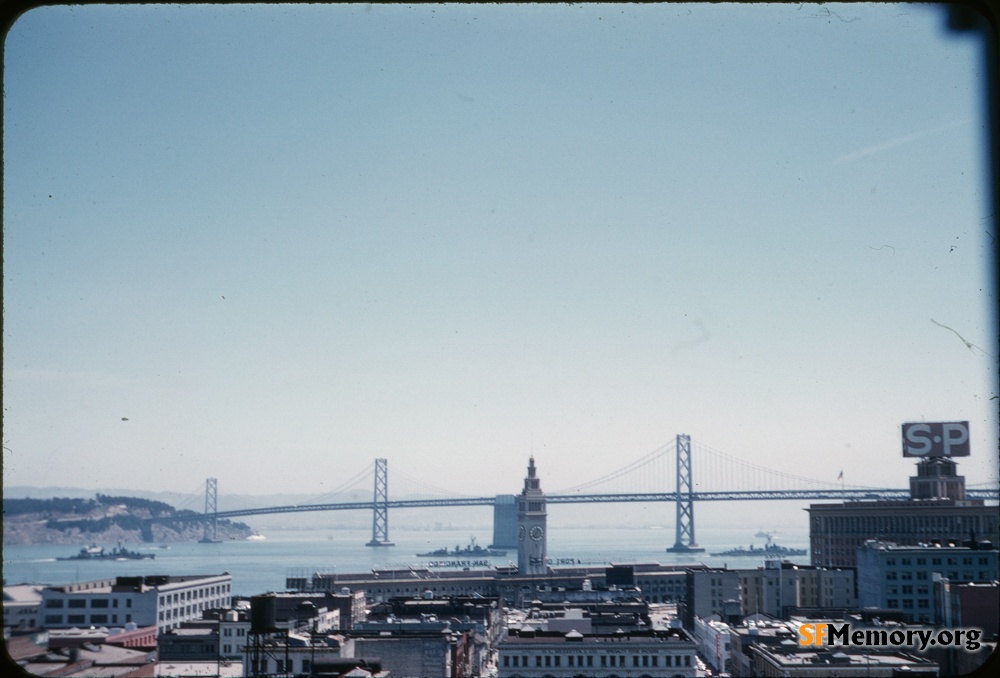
[{"x1": 551, "y1": 439, "x2": 676, "y2": 495}]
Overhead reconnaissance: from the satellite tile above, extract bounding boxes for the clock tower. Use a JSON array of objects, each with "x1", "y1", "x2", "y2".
[{"x1": 517, "y1": 456, "x2": 547, "y2": 575}]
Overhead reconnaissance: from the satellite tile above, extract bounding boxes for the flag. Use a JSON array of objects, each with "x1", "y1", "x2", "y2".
[{"x1": 837, "y1": 470, "x2": 844, "y2": 481}]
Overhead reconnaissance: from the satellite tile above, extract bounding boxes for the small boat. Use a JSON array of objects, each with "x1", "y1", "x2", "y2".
[
  {"x1": 417, "y1": 536, "x2": 506, "y2": 558},
  {"x1": 246, "y1": 533, "x2": 266, "y2": 541},
  {"x1": 57, "y1": 544, "x2": 155, "y2": 561}
]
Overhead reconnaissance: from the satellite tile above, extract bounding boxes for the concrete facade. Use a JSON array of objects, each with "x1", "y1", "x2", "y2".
[
  {"x1": 856, "y1": 539, "x2": 999, "y2": 624},
  {"x1": 517, "y1": 457, "x2": 548, "y2": 576},
  {"x1": 39, "y1": 574, "x2": 232, "y2": 635},
  {"x1": 749, "y1": 644, "x2": 939, "y2": 677},
  {"x1": 3, "y1": 583, "x2": 44, "y2": 630},
  {"x1": 808, "y1": 458, "x2": 998, "y2": 569},
  {"x1": 738, "y1": 561, "x2": 856, "y2": 618},
  {"x1": 497, "y1": 626, "x2": 698, "y2": 678}
]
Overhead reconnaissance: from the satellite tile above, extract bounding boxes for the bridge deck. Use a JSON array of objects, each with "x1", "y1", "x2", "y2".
[{"x1": 158, "y1": 488, "x2": 999, "y2": 521}]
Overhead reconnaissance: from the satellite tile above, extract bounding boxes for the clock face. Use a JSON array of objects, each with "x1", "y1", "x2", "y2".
[
  {"x1": 530, "y1": 525, "x2": 544, "y2": 541},
  {"x1": 518, "y1": 526, "x2": 526, "y2": 541}
]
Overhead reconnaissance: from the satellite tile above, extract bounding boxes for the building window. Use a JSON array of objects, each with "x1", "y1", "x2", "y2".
[
  {"x1": 67, "y1": 614, "x2": 85, "y2": 624},
  {"x1": 45, "y1": 600, "x2": 64, "y2": 609},
  {"x1": 44, "y1": 615, "x2": 62, "y2": 624},
  {"x1": 91, "y1": 614, "x2": 108, "y2": 623},
  {"x1": 91, "y1": 599, "x2": 109, "y2": 608},
  {"x1": 68, "y1": 599, "x2": 86, "y2": 609}
]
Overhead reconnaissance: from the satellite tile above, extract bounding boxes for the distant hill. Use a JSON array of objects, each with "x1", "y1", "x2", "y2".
[
  {"x1": 1, "y1": 486, "x2": 492, "y2": 533},
  {"x1": 2, "y1": 492, "x2": 252, "y2": 545}
]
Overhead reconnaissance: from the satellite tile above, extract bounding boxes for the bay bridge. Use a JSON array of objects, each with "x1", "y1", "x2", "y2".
[{"x1": 172, "y1": 435, "x2": 999, "y2": 551}]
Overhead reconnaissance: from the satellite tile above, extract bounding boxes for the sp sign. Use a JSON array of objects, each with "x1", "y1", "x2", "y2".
[{"x1": 902, "y1": 421, "x2": 970, "y2": 457}]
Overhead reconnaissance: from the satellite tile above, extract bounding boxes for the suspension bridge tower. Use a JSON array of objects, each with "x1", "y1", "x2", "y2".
[
  {"x1": 667, "y1": 434, "x2": 705, "y2": 553},
  {"x1": 366, "y1": 458, "x2": 394, "y2": 547},
  {"x1": 200, "y1": 478, "x2": 222, "y2": 544}
]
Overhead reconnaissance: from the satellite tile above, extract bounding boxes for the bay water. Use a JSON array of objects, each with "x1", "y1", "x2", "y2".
[{"x1": 3, "y1": 502, "x2": 812, "y2": 597}]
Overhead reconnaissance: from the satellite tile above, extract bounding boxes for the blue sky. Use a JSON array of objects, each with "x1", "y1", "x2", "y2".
[{"x1": 3, "y1": 3, "x2": 997, "y2": 499}]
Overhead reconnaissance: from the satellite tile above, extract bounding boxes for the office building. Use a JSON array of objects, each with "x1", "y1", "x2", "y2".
[
  {"x1": 808, "y1": 458, "x2": 998, "y2": 568},
  {"x1": 497, "y1": 626, "x2": 698, "y2": 677},
  {"x1": 856, "y1": 539, "x2": 998, "y2": 624},
  {"x1": 39, "y1": 573, "x2": 232, "y2": 634}
]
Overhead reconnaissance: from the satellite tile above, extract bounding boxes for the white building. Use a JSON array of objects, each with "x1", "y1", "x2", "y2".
[
  {"x1": 693, "y1": 617, "x2": 732, "y2": 674},
  {"x1": 497, "y1": 626, "x2": 698, "y2": 677},
  {"x1": 517, "y1": 457, "x2": 548, "y2": 577},
  {"x1": 219, "y1": 608, "x2": 252, "y2": 660},
  {"x1": 3, "y1": 583, "x2": 45, "y2": 630},
  {"x1": 39, "y1": 574, "x2": 232, "y2": 634}
]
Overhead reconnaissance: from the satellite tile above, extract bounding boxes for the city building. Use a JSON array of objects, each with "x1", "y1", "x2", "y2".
[
  {"x1": 692, "y1": 617, "x2": 733, "y2": 674},
  {"x1": 807, "y1": 458, "x2": 998, "y2": 568},
  {"x1": 738, "y1": 561, "x2": 856, "y2": 618},
  {"x1": 39, "y1": 573, "x2": 232, "y2": 634},
  {"x1": 630, "y1": 566, "x2": 691, "y2": 605},
  {"x1": 16, "y1": 639, "x2": 157, "y2": 677},
  {"x1": 293, "y1": 562, "x2": 716, "y2": 610},
  {"x1": 350, "y1": 622, "x2": 468, "y2": 678},
  {"x1": 856, "y1": 539, "x2": 999, "y2": 624},
  {"x1": 158, "y1": 624, "x2": 221, "y2": 661},
  {"x1": 3, "y1": 583, "x2": 44, "y2": 630},
  {"x1": 364, "y1": 592, "x2": 503, "y2": 676},
  {"x1": 47, "y1": 623, "x2": 158, "y2": 650},
  {"x1": 947, "y1": 581, "x2": 998, "y2": 637},
  {"x1": 681, "y1": 568, "x2": 741, "y2": 628},
  {"x1": 218, "y1": 607, "x2": 252, "y2": 660},
  {"x1": 243, "y1": 632, "x2": 354, "y2": 678},
  {"x1": 517, "y1": 457, "x2": 548, "y2": 576},
  {"x1": 497, "y1": 625, "x2": 698, "y2": 677},
  {"x1": 748, "y1": 644, "x2": 939, "y2": 677}
]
